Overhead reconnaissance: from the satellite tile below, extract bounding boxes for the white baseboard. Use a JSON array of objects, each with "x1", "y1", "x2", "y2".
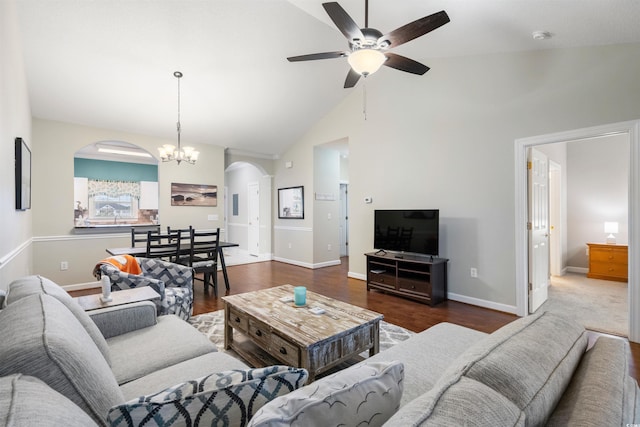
[
  {"x1": 348, "y1": 271, "x2": 366, "y2": 281},
  {"x1": 565, "y1": 266, "x2": 588, "y2": 274},
  {"x1": 447, "y1": 292, "x2": 518, "y2": 315},
  {"x1": 273, "y1": 257, "x2": 341, "y2": 269}
]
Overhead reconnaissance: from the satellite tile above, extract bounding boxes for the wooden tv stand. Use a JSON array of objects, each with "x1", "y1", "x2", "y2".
[{"x1": 365, "y1": 252, "x2": 448, "y2": 306}]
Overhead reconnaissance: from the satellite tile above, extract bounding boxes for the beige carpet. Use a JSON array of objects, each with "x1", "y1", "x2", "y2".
[{"x1": 539, "y1": 273, "x2": 628, "y2": 337}]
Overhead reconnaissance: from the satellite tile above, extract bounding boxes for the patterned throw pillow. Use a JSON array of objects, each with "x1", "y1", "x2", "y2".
[
  {"x1": 107, "y1": 366, "x2": 308, "y2": 427},
  {"x1": 247, "y1": 361, "x2": 404, "y2": 427}
]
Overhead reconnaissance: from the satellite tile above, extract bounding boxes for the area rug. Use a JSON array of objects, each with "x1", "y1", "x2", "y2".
[
  {"x1": 539, "y1": 273, "x2": 628, "y2": 337},
  {"x1": 189, "y1": 310, "x2": 414, "y2": 357}
]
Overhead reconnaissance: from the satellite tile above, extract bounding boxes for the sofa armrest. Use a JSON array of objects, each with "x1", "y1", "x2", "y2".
[{"x1": 88, "y1": 301, "x2": 157, "y2": 339}]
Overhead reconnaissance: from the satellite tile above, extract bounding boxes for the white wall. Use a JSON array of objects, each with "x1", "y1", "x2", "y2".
[
  {"x1": 0, "y1": 0, "x2": 33, "y2": 288},
  {"x1": 276, "y1": 43, "x2": 640, "y2": 312},
  {"x1": 566, "y1": 134, "x2": 629, "y2": 268}
]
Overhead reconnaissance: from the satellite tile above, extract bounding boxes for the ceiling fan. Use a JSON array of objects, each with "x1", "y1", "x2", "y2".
[{"x1": 287, "y1": 1, "x2": 450, "y2": 88}]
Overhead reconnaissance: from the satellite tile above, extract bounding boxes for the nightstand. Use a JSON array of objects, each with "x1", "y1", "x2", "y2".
[{"x1": 586, "y1": 243, "x2": 628, "y2": 282}]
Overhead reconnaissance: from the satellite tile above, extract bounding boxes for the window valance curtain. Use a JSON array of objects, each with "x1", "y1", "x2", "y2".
[{"x1": 88, "y1": 179, "x2": 140, "y2": 199}]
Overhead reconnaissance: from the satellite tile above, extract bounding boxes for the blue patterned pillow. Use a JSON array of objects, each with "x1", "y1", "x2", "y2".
[
  {"x1": 248, "y1": 361, "x2": 404, "y2": 427},
  {"x1": 107, "y1": 366, "x2": 308, "y2": 427}
]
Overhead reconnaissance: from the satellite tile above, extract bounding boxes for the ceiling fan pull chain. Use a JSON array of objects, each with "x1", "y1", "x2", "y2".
[{"x1": 363, "y1": 78, "x2": 367, "y2": 120}]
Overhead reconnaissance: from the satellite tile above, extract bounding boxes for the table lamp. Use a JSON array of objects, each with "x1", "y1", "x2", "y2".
[{"x1": 605, "y1": 221, "x2": 619, "y2": 244}]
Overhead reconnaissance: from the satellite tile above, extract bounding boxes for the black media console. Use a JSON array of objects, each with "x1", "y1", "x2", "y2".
[{"x1": 365, "y1": 252, "x2": 448, "y2": 306}]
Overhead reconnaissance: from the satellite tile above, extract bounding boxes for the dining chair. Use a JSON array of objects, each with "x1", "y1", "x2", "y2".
[
  {"x1": 146, "y1": 230, "x2": 181, "y2": 262},
  {"x1": 167, "y1": 226, "x2": 193, "y2": 264},
  {"x1": 131, "y1": 226, "x2": 160, "y2": 247},
  {"x1": 189, "y1": 228, "x2": 221, "y2": 295}
]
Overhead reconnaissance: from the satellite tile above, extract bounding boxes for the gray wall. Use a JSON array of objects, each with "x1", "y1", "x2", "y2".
[
  {"x1": 274, "y1": 43, "x2": 640, "y2": 313},
  {"x1": 0, "y1": 0, "x2": 33, "y2": 288},
  {"x1": 566, "y1": 134, "x2": 629, "y2": 268}
]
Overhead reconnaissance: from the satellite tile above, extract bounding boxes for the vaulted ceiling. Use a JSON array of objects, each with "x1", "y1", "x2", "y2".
[{"x1": 15, "y1": 0, "x2": 640, "y2": 157}]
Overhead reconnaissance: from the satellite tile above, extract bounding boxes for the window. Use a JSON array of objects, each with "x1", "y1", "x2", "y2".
[{"x1": 88, "y1": 179, "x2": 140, "y2": 220}]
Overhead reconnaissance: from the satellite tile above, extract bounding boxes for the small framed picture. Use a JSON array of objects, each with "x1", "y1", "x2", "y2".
[
  {"x1": 15, "y1": 137, "x2": 31, "y2": 210},
  {"x1": 278, "y1": 186, "x2": 304, "y2": 219}
]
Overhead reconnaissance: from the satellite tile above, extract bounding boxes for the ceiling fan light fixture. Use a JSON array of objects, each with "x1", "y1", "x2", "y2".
[{"x1": 348, "y1": 48, "x2": 386, "y2": 76}]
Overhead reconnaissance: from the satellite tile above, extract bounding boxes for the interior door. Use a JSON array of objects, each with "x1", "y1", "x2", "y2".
[
  {"x1": 247, "y1": 182, "x2": 259, "y2": 257},
  {"x1": 528, "y1": 147, "x2": 550, "y2": 312}
]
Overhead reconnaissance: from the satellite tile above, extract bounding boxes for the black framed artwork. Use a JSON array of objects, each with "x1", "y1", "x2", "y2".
[
  {"x1": 278, "y1": 186, "x2": 304, "y2": 219},
  {"x1": 15, "y1": 137, "x2": 31, "y2": 210}
]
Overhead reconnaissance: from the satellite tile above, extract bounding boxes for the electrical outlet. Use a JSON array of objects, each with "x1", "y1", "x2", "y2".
[
  {"x1": 288, "y1": 243, "x2": 292, "y2": 249},
  {"x1": 207, "y1": 214, "x2": 218, "y2": 221},
  {"x1": 470, "y1": 268, "x2": 478, "y2": 278},
  {"x1": 328, "y1": 244, "x2": 332, "y2": 251},
  {"x1": 60, "y1": 261, "x2": 69, "y2": 271}
]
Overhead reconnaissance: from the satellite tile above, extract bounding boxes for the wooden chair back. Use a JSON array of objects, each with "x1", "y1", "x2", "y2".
[
  {"x1": 131, "y1": 226, "x2": 160, "y2": 247},
  {"x1": 146, "y1": 230, "x2": 181, "y2": 261},
  {"x1": 189, "y1": 228, "x2": 220, "y2": 294}
]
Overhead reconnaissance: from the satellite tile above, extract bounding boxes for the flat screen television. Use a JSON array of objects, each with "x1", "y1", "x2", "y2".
[{"x1": 374, "y1": 209, "x2": 439, "y2": 257}]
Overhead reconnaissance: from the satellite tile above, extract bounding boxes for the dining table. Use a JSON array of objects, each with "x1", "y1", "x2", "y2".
[{"x1": 105, "y1": 241, "x2": 239, "y2": 292}]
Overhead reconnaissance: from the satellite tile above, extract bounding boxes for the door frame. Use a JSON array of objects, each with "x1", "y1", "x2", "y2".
[
  {"x1": 247, "y1": 181, "x2": 260, "y2": 257},
  {"x1": 548, "y1": 161, "x2": 562, "y2": 277},
  {"x1": 514, "y1": 119, "x2": 640, "y2": 342}
]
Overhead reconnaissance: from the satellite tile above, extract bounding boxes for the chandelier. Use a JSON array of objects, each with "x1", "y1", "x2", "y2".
[{"x1": 158, "y1": 71, "x2": 199, "y2": 165}]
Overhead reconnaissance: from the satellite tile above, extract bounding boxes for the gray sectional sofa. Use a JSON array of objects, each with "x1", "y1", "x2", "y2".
[{"x1": 1, "y1": 275, "x2": 639, "y2": 426}]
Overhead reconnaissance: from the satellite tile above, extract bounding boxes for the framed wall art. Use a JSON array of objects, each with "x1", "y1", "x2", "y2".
[
  {"x1": 278, "y1": 186, "x2": 304, "y2": 219},
  {"x1": 15, "y1": 137, "x2": 31, "y2": 210},
  {"x1": 171, "y1": 183, "x2": 217, "y2": 206}
]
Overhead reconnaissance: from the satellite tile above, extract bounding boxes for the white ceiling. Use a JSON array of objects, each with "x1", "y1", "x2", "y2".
[{"x1": 15, "y1": 0, "x2": 640, "y2": 157}]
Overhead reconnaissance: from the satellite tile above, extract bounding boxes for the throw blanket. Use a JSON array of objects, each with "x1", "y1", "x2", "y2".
[{"x1": 93, "y1": 255, "x2": 142, "y2": 278}]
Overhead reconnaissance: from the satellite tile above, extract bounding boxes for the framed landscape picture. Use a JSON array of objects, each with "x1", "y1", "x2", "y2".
[
  {"x1": 15, "y1": 137, "x2": 31, "y2": 210},
  {"x1": 278, "y1": 186, "x2": 304, "y2": 219},
  {"x1": 171, "y1": 183, "x2": 217, "y2": 206}
]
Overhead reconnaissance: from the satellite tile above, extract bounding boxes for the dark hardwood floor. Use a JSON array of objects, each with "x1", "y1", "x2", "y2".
[{"x1": 72, "y1": 257, "x2": 640, "y2": 381}]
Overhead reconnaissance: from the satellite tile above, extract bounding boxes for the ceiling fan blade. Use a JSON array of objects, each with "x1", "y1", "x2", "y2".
[
  {"x1": 344, "y1": 68, "x2": 361, "y2": 88},
  {"x1": 323, "y1": 2, "x2": 365, "y2": 43},
  {"x1": 383, "y1": 52, "x2": 429, "y2": 75},
  {"x1": 378, "y1": 10, "x2": 449, "y2": 49},
  {"x1": 287, "y1": 51, "x2": 348, "y2": 62}
]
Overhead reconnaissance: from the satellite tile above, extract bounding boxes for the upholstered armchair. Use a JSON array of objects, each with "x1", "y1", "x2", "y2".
[{"x1": 97, "y1": 257, "x2": 193, "y2": 320}]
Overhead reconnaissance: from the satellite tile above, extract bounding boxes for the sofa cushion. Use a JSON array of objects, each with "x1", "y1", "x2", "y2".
[
  {"x1": 107, "y1": 366, "x2": 308, "y2": 427},
  {"x1": 364, "y1": 322, "x2": 487, "y2": 405},
  {"x1": 432, "y1": 310, "x2": 587, "y2": 427},
  {"x1": 119, "y1": 352, "x2": 251, "y2": 400},
  {"x1": 108, "y1": 314, "x2": 218, "y2": 385},
  {"x1": 0, "y1": 294, "x2": 124, "y2": 425},
  {"x1": 383, "y1": 376, "x2": 525, "y2": 426},
  {"x1": 4, "y1": 275, "x2": 112, "y2": 365},
  {"x1": 547, "y1": 336, "x2": 638, "y2": 426},
  {"x1": 0, "y1": 374, "x2": 100, "y2": 427},
  {"x1": 248, "y1": 361, "x2": 404, "y2": 427}
]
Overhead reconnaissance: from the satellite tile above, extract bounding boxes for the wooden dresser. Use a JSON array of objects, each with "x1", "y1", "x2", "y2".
[{"x1": 586, "y1": 243, "x2": 628, "y2": 282}]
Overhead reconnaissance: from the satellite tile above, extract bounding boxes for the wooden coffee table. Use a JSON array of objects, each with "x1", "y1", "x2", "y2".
[{"x1": 223, "y1": 285, "x2": 383, "y2": 381}]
